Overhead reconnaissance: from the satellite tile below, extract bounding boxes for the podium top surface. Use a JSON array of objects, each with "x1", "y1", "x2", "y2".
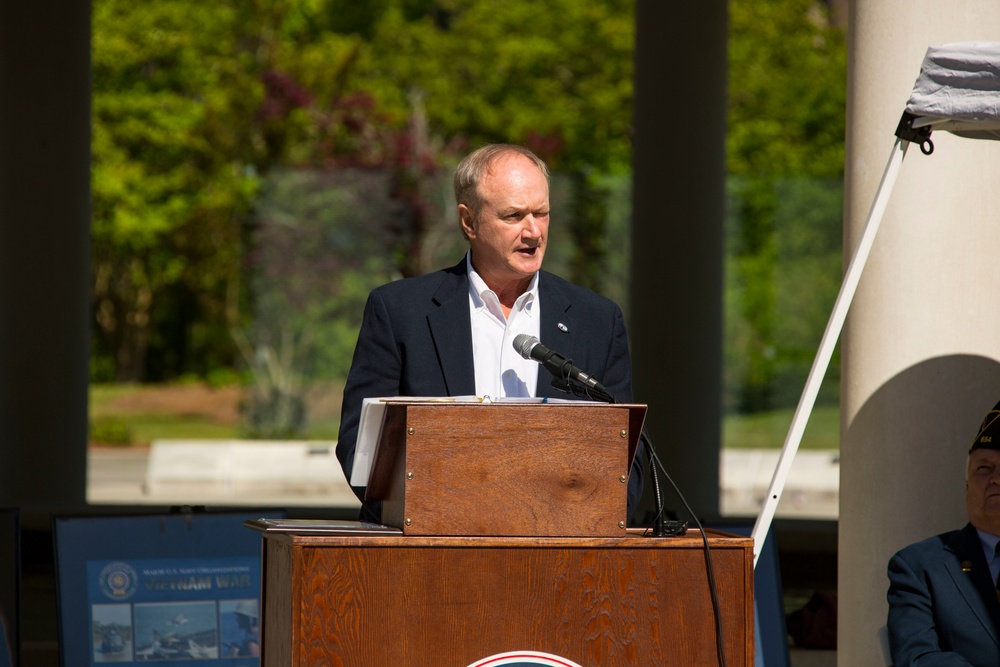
[
  {"x1": 245, "y1": 519, "x2": 753, "y2": 550},
  {"x1": 246, "y1": 517, "x2": 402, "y2": 535}
]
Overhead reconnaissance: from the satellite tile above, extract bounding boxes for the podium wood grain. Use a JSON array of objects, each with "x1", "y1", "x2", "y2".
[
  {"x1": 259, "y1": 530, "x2": 753, "y2": 666},
  {"x1": 371, "y1": 402, "x2": 645, "y2": 536}
]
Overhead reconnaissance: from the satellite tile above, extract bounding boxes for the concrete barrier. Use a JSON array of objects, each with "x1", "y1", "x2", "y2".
[
  {"x1": 90, "y1": 443, "x2": 839, "y2": 518},
  {"x1": 143, "y1": 439, "x2": 361, "y2": 507},
  {"x1": 720, "y1": 449, "x2": 839, "y2": 520}
]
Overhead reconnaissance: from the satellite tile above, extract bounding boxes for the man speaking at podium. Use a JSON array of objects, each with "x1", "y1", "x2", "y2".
[{"x1": 336, "y1": 143, "x2": 643, "y2": 524}]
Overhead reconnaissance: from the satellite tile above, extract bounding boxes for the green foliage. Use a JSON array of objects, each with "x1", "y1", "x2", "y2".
[
  {"x1": 240, "y1": 387, "x2": 307, "y2": 440},
  {"x1": 89, "y1": 417, "x2": 134, "y2": 447},
  {"x1": 92, "y1": 0, "x2": 264, "y2": 381},
  {"x1": 353, "y1": 0, "x2": 635, "y2": 171},
  {"x1": 725, "y1": 0, "x2": 847, "y2": 412},
  {"x1": 205, "y1": 367, "x2": 244, "y2": 389},
  {"x1": 728, "y1": 0, "x2": 847, "y2": 179},
  {"x1": 723, "y1": 404, "x2": 840, "y2": 450},
  {"x1": 231, "y1": 168, "x2": 461, "y2": 436},
  {"x1": 90, "y1": 0, "x2": 638, "y2": 401},
  {"x1": 90, "y1": 0, "x2": 849, "y2": 433},
  {"x1": 724, "y1": 177, "x2": 844, "y2": 413}
]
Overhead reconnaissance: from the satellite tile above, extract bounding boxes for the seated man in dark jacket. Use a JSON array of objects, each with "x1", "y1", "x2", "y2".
[{"x1": 886, "y1": 400, "x2": 1000, "y2": 666}]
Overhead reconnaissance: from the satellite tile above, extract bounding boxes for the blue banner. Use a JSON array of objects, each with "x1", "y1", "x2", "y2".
[
  {"x1": 87, "y1": 557, "x2": 260, "y2": 664},
  {"x1": 54, "y1": 512, "x2": 282, "y2": 667}
]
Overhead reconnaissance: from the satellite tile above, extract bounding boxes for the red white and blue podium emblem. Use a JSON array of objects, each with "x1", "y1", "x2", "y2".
[{"x1": 466, "y1": 650, "x2": 584, "y2": 667}]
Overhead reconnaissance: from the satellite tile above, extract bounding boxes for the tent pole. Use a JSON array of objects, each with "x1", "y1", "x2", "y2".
[{"x1": 750, "y1": 137, "x2": 911, "y2": 567}]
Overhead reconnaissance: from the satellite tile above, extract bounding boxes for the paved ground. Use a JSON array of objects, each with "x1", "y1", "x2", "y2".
[{"x1": 88, "y1": 443, "x2": 840, "y2": 520}]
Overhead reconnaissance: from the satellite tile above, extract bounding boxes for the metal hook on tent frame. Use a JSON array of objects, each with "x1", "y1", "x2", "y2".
[{"x1": 895, "y1": 110, "x2": 935, "y2": 155}]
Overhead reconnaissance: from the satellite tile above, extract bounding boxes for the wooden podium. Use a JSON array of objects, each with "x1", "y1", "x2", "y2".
[
  {"x1": 365, "y1": 401, "x2": 646, "y2": 536},
  {"x1": 248, "y1": 401, "x2": 754, "y2": 665},
  {"x1": 249, "y1": 525, "x2": 753, "y2": 666}
]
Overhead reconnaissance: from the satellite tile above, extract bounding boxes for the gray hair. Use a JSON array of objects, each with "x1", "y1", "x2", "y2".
[{"x1": 453, "y1": 144, "x2": 550, "y2": 222}]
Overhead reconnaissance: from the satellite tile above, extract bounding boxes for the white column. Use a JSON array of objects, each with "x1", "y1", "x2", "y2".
[{"x1": 841, "y1": 3, "x2": 1000, "y2": 665}]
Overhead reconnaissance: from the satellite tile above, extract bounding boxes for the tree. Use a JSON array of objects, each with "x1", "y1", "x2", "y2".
[
  {"x1": 92, "y1": 0, "x2": 851, "y2": 430},
  {"x1": 358, "y1": 0, "x2": 636, "y2": 291},
  {"x1": 92, "y1": 0, "x2": 640, "y2": 384},
  {"x1": 725, "y1": 0, "x2": 847, "y2": 412},
  {"x1": 91, "y1": 0, "x2": 264, "y2": 381}
]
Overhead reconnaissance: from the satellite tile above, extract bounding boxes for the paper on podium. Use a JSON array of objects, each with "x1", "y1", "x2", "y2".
[
  {"x1": 348, "y1": 395, "x2": 594, "y2": 487},
  {"x1": 350, "y1": 396, "x2": 479, "y2": 486}
]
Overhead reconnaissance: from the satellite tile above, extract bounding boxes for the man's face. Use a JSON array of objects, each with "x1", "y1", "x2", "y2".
[
  {"x1": 966, "y1": 448, "x2": 1000, "y2": 534},
  {"x1": 459, "y1": 153, "x2": 549, "y2": 291}
]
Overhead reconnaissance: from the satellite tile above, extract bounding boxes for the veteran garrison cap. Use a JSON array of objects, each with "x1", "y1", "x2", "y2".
[{"x1": 970, "y1": 400, "x2": 1000, "y2": 453}]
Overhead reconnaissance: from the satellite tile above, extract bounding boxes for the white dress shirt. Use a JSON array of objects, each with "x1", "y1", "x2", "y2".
[
  {"x1": 975, "y1": 527, "x2": 1000, "y2": 584},
  {"x1": 467, "y1": 254, "x2": 540, "y2": 399}
]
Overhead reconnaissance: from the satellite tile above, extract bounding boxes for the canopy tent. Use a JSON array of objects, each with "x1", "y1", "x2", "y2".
[
  {"x1": 907, "y1": 42, "x2": 1000, "y2": 141},
  {"x1": 750, "y1": 42, "x2": 1000, "y2": 567}
]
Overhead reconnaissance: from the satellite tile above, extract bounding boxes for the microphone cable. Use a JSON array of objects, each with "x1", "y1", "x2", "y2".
[{"x1": 642, "y1": 426, "x2": 728, "y2": 667}]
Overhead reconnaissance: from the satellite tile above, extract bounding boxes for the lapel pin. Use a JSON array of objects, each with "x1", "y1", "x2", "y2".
[
  {"x1": 557, "y1": 322, "x2": 569, "y2": 332},
  {"x1": 961, "y1": 560, "x2": 972, "y2": 572}
]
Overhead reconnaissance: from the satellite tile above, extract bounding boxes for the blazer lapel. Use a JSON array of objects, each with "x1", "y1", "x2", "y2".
[
  {"x1": 944, "y1": 524, "x2": 1000, "y2": 647},
  {"x1": 427, "y1": 260, "x2": 476, "y2": 396},
  {"x1": 537, "y1": 273, "x2": 576, "y2": 398}
]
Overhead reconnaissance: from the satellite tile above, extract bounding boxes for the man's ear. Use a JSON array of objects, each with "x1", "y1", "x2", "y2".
[{"x1": 458, "y1": 204, "x2": 476, "y2": 238}]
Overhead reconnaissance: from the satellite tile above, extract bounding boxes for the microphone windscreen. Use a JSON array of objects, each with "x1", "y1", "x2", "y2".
[{"x1": 512, "y1": 333, "x2": 538, "y2": 359}]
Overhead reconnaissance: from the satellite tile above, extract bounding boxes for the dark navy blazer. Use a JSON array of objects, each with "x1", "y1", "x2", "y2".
[
  {"x1": 887, "y1": 522, "x2": 1000, "y2": 666},
  {"x1": 335, "y1": 258, "x2": 643, "y2": 522}
]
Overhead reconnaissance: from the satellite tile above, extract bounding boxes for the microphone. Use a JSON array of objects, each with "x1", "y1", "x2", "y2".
[{"x1": 512, "y1": 334, "x2": 608, "y2": 394}]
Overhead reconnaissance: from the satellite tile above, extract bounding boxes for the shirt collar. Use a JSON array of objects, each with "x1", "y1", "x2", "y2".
[
  {"x1": 975, "y1": 527, "x2": 1000, "y2": 561},
  {"x1": 466, "y1": 252, "x2": 539, "y2": 310}
]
